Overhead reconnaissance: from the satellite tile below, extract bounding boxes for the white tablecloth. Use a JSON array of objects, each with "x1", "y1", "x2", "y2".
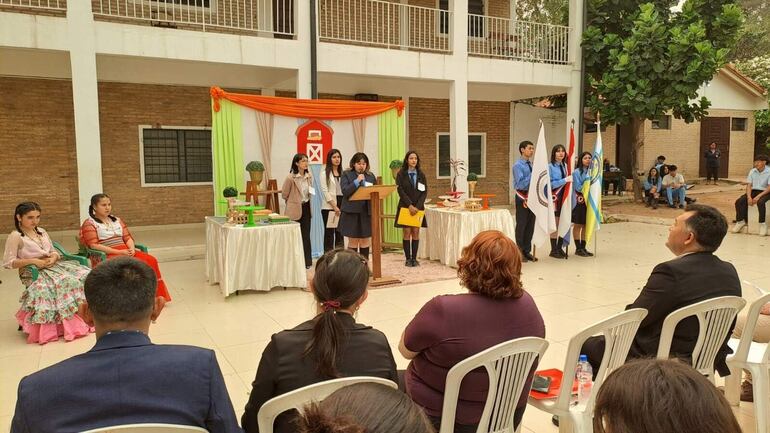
[
  {"x1": 418, "y1": 207, "x2": 516, "y2": 267},
  {"x1": 205, "y1": 216, "x2": 307, "y2": 296}
]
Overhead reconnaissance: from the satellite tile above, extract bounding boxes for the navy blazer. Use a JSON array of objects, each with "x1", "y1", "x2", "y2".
[
  {"x1": 339, "y1": 169, "x2": 377, "y2": 214},
  {"x1": 395, "y1": 169, "x2": 427, "y2": 210},
  {"x1": 11, "y1": 331, "x2": 242, "y2": 433}
]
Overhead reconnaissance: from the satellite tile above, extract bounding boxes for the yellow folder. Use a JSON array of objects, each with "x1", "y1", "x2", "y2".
[{"x1": 397, "y1": 208, "x2": 425, "y2": 227}]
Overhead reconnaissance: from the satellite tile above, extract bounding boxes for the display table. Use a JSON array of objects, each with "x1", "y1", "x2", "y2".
[
  {"x1": 205, "y1": 216, "x2": 307, "y2": 296},
  {"x1": 418, "y1": 207, "x2": 516, "y2": 267}
]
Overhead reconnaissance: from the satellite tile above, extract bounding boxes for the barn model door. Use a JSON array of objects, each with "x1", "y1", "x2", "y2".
[{"x1": 699, "y1": 117, "x2": 730, "y2": 179}]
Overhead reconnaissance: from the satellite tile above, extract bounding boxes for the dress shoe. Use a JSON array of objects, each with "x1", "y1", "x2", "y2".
[
  {"x1": 405, "y1": 260, "x2": 412, "y2": 267},
  {"x1": 552, "y1": 415, "x2": 559, "y2": 427},
  {"x1": 732, "y1": 221, "x2": 747, "y2": 233},
  {"x1": 411, "y1": 259, "x2": 420, "y2": 266},
  {"x1": 741, "y1": 380, "x2": 754, "y2": 402},
  {"x1": 575, "y1": 248, "x2": 589, "y2": 257},
  {"x1": 523, "y1": 253, "x2": 538, "y2": 262}
]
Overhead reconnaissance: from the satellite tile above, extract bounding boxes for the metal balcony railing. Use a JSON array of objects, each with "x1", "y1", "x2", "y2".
[
  {"x1": 468, "y1": 15, "x2": 570, "y2": 64},
  {"x1": 93, "y1": 0, "x2": 295, "y2": 37},
  {"x1": 0, "y1": 0, "x2": 66, "y2": 12},
  {"x1": 319, "y1": 0, "x2": 451, "y2": 53}
]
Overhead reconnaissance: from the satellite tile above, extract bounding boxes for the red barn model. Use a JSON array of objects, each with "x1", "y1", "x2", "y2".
[{"x1": 296, "y1": 119, "x2": 334, "y2": 164}]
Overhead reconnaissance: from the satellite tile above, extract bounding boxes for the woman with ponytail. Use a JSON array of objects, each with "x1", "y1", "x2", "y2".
[
  {"x1": 241, "y1": 249, "x2": 397, "y2": 433},
  {"x1": 297, "y1": 383, "x2": 435, "y2": 433},
  {"x1": 3, "y1": 202, "x2": 92, "y2": 344},
  {"x1": 78, "y1": 194, "x2": 171, "y2": 301}
]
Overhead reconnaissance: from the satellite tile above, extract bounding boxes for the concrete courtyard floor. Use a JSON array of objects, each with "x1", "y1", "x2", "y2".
[{"x1": 0, "y1": 219, "x2": 766, "y2": 432}]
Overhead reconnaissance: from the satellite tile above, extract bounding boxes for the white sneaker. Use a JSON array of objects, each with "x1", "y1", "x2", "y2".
[
  {"x1": 732, "y1": 221, "x2": 746, "y2": 233},
  {"x1": 761, "y1": 223, "x2": 767, "y2": 236}
]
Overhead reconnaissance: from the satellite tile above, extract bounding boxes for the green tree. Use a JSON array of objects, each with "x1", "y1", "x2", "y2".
[
  {"x1": 731, "y1": 0, "x2": 770, "y2": 61},
  {"x1": 734, "y1": 54, "x2": 770, "y2": 150},
  {"x1": 583, "y1": 0, "x2": 743, "y2": 198}
]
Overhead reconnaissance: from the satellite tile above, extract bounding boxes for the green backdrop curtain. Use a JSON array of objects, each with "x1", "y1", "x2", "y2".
[
  {"x1": 378, "y1": 109, "x2": 406, "y2": 244},
  {"x1": 212, "y1": 99, "x2": 244, "y2": 216}
]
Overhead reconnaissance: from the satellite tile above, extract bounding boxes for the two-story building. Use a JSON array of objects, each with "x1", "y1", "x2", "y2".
[{"x1": 1, "y1": 0, "x2": 582, "y2": 232}]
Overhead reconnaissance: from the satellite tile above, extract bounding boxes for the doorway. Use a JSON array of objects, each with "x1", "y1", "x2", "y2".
[{"x1": 699, "y1": 117, "x2": 730, "y2": 179}]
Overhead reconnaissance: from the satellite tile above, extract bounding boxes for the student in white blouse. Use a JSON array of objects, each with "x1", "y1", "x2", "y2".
[
  {"x1": 320, "y1": 149, "x2": 344, "y2": 251},
  {"x1": 282, "y1": 153, "x2": 314, "y2": 269}
]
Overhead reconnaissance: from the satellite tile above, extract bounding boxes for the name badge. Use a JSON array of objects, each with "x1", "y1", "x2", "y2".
[
  {"x1": 417, "y1": 182, "x2": 426, "y2": 192},
  {"x1": 309, "y1": 187, "x2": 316, "y2": 195}
]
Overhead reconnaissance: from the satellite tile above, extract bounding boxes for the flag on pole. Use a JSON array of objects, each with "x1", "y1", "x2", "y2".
[
  {"x1": 528, "y1": 121, "x2": 557, "y2": 249},
  {"x1": 557, "y1": 123, "x2": 576, "y2": 245},
  {"x1": 583, "y1": 120, "x2": 603, "y2": 243}
]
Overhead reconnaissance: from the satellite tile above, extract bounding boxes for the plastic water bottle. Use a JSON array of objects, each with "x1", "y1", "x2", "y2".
[{"x1": 576, "y1": 354, "x2": 593, "y2": 406}]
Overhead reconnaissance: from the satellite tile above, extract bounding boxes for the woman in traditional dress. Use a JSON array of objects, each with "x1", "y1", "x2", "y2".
[
  {"x1": 79, "y1": 193, "x2": 171, "y2": 301},
  {"x1": 3, "y1": 202, "x2": 92, "y2": 344}
]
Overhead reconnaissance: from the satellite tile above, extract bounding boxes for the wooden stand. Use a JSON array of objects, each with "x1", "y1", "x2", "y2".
[
  {"x1": 243, "y1": 179, "x2": 281, "y2": 213},
  {"x1": 350, "y1": 184, "x2": 400, "y2": 287}
]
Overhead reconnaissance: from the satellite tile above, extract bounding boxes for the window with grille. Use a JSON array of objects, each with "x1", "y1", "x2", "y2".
[
  {"x1": 731, "y1": 117, "x2": 747, "y2": 131},
  {"x1": 437, "y1": 133, "x2": 486, "y2": 178},
  {"x1": 141, "y1": 127, "x2": 213, "y2": 185},
  {"x1": 438, "y1": 0, "x2": 484, "y2": 37},
  {"x1": 651, "y1": 115, "x2": 671, "y2": 130}
]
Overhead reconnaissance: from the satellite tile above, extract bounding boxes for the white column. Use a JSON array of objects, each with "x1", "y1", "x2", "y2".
[
  {"x1": 296, "y1": 0, "x2": 312, "y2": 98},
  {"x1": 565, "y1": 0, "x2": 584, "y2": 144},
  {"x1": 67, "y1": 1, "x2": 103, "y2": 222},
  {"x1": 449, "y1": 0, "x2": 469, "y2": 194}
]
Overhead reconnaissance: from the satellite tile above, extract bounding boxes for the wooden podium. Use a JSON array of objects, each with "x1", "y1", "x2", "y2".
[{"x1": 350, "y1": 184, "x2": 400, "y2": 287}]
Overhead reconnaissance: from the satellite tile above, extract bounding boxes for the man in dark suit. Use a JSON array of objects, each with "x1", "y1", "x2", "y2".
[
  {"x1": 581, "y1": 204, "x2": 742, "y2": 376},
  {"x1": 11, "y1": 257, "x2": 242, "y2": 433}
]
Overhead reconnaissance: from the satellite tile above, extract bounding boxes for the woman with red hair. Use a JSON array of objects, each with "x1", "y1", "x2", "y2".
[{"x1": 399, "y1": 230, "x2": 545, "y2": 433}]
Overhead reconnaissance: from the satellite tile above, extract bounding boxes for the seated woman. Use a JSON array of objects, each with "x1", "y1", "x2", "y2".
[
  {"x1": 593, "y1": 359, "x2": 741, "y2": 433},
  {"x1": 3, "y1": 202, "x2": 92, "y2": 344},
  {"x1": 79, "y1": 193, "x2": 171, "y2": 302},
  {"x1": 298, "y1": 383, "x2": 435, "y2": 433},
  {"x1": 643, "y1": 167, "x2": 662, "y2": 209},
  {"x1": 399, "y1": 230, "x2": 545, "y2": 433},
  {"x1": 241, "y1": 249, "x2": 398, "y2": 433}
]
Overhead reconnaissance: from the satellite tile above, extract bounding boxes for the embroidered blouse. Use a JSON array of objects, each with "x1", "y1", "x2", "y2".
[
  {"x1": 80, "y1": 217, "x2": 133, "y2": 249},
  {"x1": 2, "y1": 229, "x2": 58, "y2": 269}
]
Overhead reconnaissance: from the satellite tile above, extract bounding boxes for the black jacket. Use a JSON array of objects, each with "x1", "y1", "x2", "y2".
[
  {"x1": 241, "y1": 314, "x2": 398, "y2": 433},
  {"x1": 339, "y1": 169, "x2": 377, "y2": 214},
  {"x1": 626, "y1": 251, "x2": 741, "y2": 375},
  {"x1": 395, "y1": 169, "x2": 427, "y2": 210}
]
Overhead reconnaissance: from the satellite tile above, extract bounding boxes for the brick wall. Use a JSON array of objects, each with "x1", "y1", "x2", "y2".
[
  {"x1": 408, "y1": 97, "x2": 510, "y2": 202},
  {"x1": 97, "y1": 83, "x2": 260, "y2": 227},
  {"x1": 589, "y1": 110, "x2": 757, "y2": 180},
  {"x1": 0, "y1": 77, "x2": 79, "y2": 234}
]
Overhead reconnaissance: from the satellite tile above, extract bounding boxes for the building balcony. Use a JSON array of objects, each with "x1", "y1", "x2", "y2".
[
  {"x1": 92, "y1": 0, "x2": 295, "y2": 38},
  {"x1": 0, "y1": 0, "x2": 66, "y2": 15},
  {"x1": 467, "y1": 15, "x2": 570, "y2": 64}
]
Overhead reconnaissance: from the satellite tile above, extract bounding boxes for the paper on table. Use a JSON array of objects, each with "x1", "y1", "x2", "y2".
[{"x1": 327, "y1": 212, "x2": 340, "y2": 228}]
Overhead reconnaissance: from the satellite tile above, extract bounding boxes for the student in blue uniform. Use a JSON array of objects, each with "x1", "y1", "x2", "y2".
[
  {"x1": 548, "y1": 144, "x2": 572, "y2": 259},
  {"x1": 512, "y1": 141, "x2": 537, "y2": 262}
]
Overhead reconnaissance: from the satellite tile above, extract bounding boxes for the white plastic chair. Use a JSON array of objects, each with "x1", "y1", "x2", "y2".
[
  {"x1": 528, "y1": 308, "x2": 648, "y2": 433},
  {"x1": 80, "y1": 424, "x2": 208, "y2": 433},
  {"x1": 256, "y1": 376, "x2": 398, "y2": 433},
  {"x1": 438, "y1": 337, "x2": 549, "y2": 433},
  {"x1": 656, "y1": 296, "x2": 746, "y2": 382},
  {"x1": 725, "y1": 292, "x2": 770, "y2": 433}
]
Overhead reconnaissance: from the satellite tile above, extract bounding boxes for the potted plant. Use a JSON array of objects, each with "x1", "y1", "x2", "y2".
[
  {"x1": 389, "y1": 159, "x2": 402, "y2": 180},
  {"x1": 223, "y1": 186, "x2": 239, "y2": 224},
  {"x1": 246, "y1": 161, "x2": 265, "y2": 189},
  {"x1": 448, "y1": 158, "x2": 466, "y2": 193},
  {"x1": 467, "y1": 172, "x2": 478, "y2": 198}
]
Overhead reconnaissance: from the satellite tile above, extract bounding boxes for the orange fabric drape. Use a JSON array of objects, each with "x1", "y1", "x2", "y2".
[{"x1": 210, "y1": 87, "x2": 404, "y2": 119}]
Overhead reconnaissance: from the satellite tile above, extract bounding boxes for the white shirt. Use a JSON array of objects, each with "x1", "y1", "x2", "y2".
[{"x1": 748, "y1": 166, "x2": 770, "y2": 191}]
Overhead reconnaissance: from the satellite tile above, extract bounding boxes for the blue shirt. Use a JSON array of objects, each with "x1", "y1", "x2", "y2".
[
  {"x1": 643, "y1": 177, "x2": 662, "y2": 191},
  {"x1": 549, "y1": 162, "x2": 568, "y2": 189},
  {"x1": 512, "y1": 158, "x2": 533, "y2": 191},
  {"x1": 748, "y1": 166, "x2": 770, "y2": 191},
  {"x1": 573, "y1": 167, "x2": 590, "y2": 192}
]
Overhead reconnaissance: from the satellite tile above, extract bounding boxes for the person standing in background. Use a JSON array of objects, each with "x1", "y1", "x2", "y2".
[{"x1": 704, "y1": 142, "x2": 721, "y2": 185}]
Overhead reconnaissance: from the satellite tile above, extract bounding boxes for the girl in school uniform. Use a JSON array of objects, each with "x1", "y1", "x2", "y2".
[
  {"x1": 339, "y1": 152, "x2": 377, "y2": 259},
  {"x1": 572, "y1": 151, "x2": 593, "y2": 256},
  {"x1": 548, "y1": 144, "x2": 572, "y2": 259},
  {"x1": 394, "y1": 151, "x2": 428, "y2": 267},
  {"x1": 320, "y1": 149, "x2": 344, "y2": 252}
]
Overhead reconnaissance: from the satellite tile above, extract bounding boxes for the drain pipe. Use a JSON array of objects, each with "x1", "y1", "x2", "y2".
[{"x1": 310, "y1": 0, "x2": 318, "y2": 98}]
